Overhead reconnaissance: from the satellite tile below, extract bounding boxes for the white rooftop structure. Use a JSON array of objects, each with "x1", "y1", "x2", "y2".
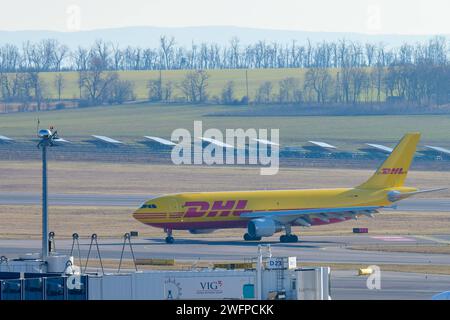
[
  {"x1": 365, "y1": 143, "x2": 393, "y2": 153},
  {"x1": 144, "y1": 136, "x2": 176, "y2": 146},
  {"x1": 198, "y1": 137, "x2": 234, "y2": 148},
  {"x1": 307, "y1": 141, "x2": 337, "y2": 149},
  {"x1": 253, "y1": 138, "x2": 280, "y2": 146},
  {"x1": 425, "y1": 145, "x2": 450, "y2": 155},
  {"x1": 91, "y1": 135, "x2": 123, "y2": 144},
  {"x1": 0, "y1": 135, "x2": 13, "y2": 141}
]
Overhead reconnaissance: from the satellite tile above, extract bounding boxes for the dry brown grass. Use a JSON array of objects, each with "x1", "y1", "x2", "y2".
[
  {"x1": 349, "y1": 245, "x2": 450, "y2": 255},
  {"x1": 1, "y1": 160, "x2": 450, "y2": 196},
  {"x1": 299, "y1": 211, "x2": 450, "y2": 236},
  {"x1": 0, "y1": 205, "x2": 157, "y2": 239},
  {"x1": 298, "y1": 262, "x2": 450, "y2": 275},
  {"x1": 1, "y1": 205, "x2": 450, "y2": 240}
]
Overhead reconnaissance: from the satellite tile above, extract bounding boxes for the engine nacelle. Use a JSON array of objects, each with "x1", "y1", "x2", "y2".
[
  {"x1": 248, "y1": 218, "x2": 282, "y2": 237},
  {"x1": 189, "y1": 229, "x2": 216, "y2": 234}
]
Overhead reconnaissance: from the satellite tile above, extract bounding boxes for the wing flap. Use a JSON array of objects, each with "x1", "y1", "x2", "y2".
[{"x1": 240, "y1": 206, "x2": 382, "y2": 220}]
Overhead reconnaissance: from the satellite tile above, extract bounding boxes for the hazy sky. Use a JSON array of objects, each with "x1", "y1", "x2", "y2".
[{"x1": 1, "y1": 0, "x2": 450, "y2": 34}]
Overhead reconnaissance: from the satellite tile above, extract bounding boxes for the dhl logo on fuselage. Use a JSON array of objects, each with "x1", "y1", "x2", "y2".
[
  {"x1": 378, "y1": 168, "x2": 406, "y2": 175},
  {"x1": 183, "y1": 200, "x2": 251, "y2": 218}
]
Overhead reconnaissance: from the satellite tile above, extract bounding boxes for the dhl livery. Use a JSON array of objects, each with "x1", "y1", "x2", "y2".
[{"x1": 133, "y1": 133, "x2": 445, "y2": 243}]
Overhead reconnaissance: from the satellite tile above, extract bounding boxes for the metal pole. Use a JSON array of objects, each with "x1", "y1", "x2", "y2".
[
  {"x1": 245, "y1": 69, "x2": 249, "y2": 105},
  {"x1": 256, "y1": 245, "x2": 262, "y2": 300},
  {"x1": 42, "y1": 144, "x2": 48, "y2": 260}
]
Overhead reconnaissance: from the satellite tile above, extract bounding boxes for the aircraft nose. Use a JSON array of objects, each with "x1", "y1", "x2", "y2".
[
  {"x1": 132, "y1": 198, "x2": 161, "y2": 221},
  {"x1": 132, "y1": 207, "x2": 142, "y2": 220}
]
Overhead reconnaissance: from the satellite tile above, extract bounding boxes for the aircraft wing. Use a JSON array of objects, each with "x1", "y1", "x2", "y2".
[{"x1": 240, "y1": 205, "x2": 382, "y2": 225}]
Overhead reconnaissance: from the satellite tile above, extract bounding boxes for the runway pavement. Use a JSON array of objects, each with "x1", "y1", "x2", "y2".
[
  {"x1": 331, "y1": 270, "x2": 450, "y2": 300},
  {"x1": 1, "y1": 192, "x2": 450, "y2": 211},
  {"x1": 1, "y1": 234, "x2": 450, "y2": 264}
]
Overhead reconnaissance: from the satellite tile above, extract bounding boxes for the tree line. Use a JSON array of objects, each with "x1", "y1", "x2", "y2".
[
  {"x1": 1, "y1": 36, "x2": 450, "y2": 110},
  {"x1": 0, "y1": 37, "x2": 448, "y2": 72}
]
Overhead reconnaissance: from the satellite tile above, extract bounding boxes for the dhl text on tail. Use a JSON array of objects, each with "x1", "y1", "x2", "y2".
[{"x1": 133, "y1": 132, "x2": 445, "y2": 243}]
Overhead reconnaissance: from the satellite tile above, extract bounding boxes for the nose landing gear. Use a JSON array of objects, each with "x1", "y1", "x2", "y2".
[{"x1": 165, "y1": 228, "x2": 174, "y2": 244}]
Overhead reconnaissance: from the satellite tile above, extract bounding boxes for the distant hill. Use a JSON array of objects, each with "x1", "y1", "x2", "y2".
[{"x1": 0, "y1": 26, "x2": 446, "y2": 48}]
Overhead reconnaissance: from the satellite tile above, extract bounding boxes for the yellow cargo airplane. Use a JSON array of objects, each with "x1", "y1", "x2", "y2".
[{"x1": 133, "y1": 133, "x2": 444, "y2": 243}]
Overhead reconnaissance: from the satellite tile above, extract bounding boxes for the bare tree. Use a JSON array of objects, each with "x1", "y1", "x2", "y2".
[
  {"x1": 255, "y1": 81, "x2": 273, "y2": 104},
  {"x1": 54, "y1": 73, "x2": 65, "y2": 100},
  {"x1": 304, "y1": 68, "x2": 333, "y2": 103},
  {"x1": 27, "y1": 72, "x2": 46, "y2": 110},
  {"x1": 278, "y1": 77, "x2": 302, "y2": 104},
  {"x1": 148, "y1": 78, "x2": 162, "y2": 101},
  {"x1": 80, "y1": 57, "x2": 119, "y2": 105},
  {"x1": 107, "y1": 79, "x2": 135, "y2": 104},
  {"x1": 221, "y1": 81, "x2": 236, "y2": 104},
  {"x1": 162, "y1": 81, "x2": 173, "y2": 102},
  {"x1": 179, "y1": 70, "x2": 209, "y2": 103},
  {"x1": 160, "y1": 36, "x2": 175, "y2": 70}
]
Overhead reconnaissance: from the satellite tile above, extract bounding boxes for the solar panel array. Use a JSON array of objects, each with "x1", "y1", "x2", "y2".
[
  {"x1": 0, "y1": 135, "x2": 13, "y2": 141},
  {"x1": 365, "y1": 143, "x2": 394, "y2": 153},
  {"x1": 1, "y1": 133, "x2": 450, "y2": 162},
  {"x1": 91, "y1": 135, "x2": 123, "y2": 144}
]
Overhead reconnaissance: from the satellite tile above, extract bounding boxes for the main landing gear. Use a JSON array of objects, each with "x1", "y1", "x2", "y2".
[
  {"x1": 243, "y1": 233, "x2": 262, "y2": 241},
  {"x1": 165, "y1": 228, "x2": 174, "y2": 244},
  {"x1": 279, "y1": 234, "x2": 298, "y2": 243},
  {"x1": 279, "y1": 225, "x2": 298, "y2": 243}
]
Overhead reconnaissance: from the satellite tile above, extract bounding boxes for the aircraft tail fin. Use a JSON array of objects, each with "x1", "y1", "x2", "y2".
[{"x1": 358, "y1": 133, "x2": 420, "y2": 189}]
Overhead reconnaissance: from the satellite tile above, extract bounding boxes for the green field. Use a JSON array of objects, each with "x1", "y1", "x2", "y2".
[
  {"x1": 36, "y1": 68, "x2": 311, "y2": 100},
  {"x1": 1, "y1": 103, "x2": 450, "y2": 148}
]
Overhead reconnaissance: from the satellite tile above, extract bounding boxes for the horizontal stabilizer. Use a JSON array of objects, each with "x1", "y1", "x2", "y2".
[{"x1": 388, "y1": 188, "x2": 447, "y2": 202}]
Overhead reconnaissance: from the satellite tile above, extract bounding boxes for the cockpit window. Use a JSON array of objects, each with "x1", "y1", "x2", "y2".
[{"x1": 140, "y1": 204, "x2": 157, "y2": 209}]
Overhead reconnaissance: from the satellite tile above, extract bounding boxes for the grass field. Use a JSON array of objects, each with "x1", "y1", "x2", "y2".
[
  {"x1": 350, "y1": 245, "x2": 450, "y2": 255},
  {"x1": 35, "y1": 68, "x2": 310, "y2": 101},
  {"x1": 1, "y1": 160, "x2": 450, "y2": 196},
  {"x1": 1, "y1": 103, "x2": 450, "y2": 148}
]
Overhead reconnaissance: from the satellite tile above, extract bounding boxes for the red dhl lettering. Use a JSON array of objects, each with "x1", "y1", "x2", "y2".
[
  {"x1": 183, "y1": 200, "x2": 250, "y2": 218},
  {"x1": 379, "y1": 168, "x2": 406, "y2": 175}
]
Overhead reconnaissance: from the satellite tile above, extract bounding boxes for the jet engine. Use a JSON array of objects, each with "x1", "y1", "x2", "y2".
[{"x1": 247, "y1": 218, "x2": 283, "y2": 237}]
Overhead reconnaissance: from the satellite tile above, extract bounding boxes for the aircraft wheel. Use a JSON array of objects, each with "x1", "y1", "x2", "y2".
[
  {"x1": 244, "y1": 233, "x2": 261, "y2": 241},
  {"x1": 280, "y1": 234, "x2": 298, "y2": 243},
  {"x1": 165, "y1": 236, "x2": 174, "y2": 244}
]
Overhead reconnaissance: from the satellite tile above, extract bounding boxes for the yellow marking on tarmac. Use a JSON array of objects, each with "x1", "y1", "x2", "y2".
[{"x1": 414, "y1": 235, "x2": 450, "y2": 245}]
